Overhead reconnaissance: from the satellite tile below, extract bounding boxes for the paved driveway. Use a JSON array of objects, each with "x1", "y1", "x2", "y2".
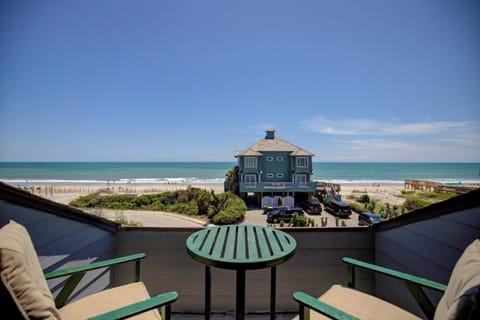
[
  {"x1": 89, "y1": 207, "x2": 362, "y2": 228},
  {"x1": 242, "y1": 208, "x2": 362, "y2": 228}
]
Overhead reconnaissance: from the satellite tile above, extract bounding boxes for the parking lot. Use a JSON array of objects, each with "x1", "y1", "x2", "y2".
[
  {"x1": 92, "y1": 205, "x2": 364, "y2": 228},
  {"x1": 242, "y1": 206, "x2": 363, "y2": 228}
]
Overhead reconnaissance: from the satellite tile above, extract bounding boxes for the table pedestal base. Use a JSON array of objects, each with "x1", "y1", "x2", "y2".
[{"x1": 204, "y1": 266, "x2": 277, "y2": 320}]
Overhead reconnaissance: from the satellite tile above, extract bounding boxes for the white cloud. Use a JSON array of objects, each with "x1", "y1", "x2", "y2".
[
  {"x1": 434, "y1": 133, "x2": 480, "y2": 147},
  {"x1": 304, "y1": 116, "x2": 472, "y2": 136},
  {"x1": 347, "y1": 139, "x2": 420, "y2": 151},
  {"x1": 318, "y1": 138, "x2": 480, "y2": 162},
  {"x1": 304, "y1": 116, "x2": 480, "y2": 161}
]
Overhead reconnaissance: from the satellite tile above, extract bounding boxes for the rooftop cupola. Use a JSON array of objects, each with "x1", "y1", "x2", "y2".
[{"x1": 265, "y1": 129, "x2": 275, "y2": 140}]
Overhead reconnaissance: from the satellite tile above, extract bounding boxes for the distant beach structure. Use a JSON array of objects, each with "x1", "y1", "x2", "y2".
[{"x1": 404, "y1": 179, "x2": 477, "y2": 194}]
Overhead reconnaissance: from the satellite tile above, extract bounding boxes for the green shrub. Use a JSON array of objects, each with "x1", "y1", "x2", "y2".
[
  {"x1": 114, "y1": 218, "x2": 143, "y2": 227},
  {"x1": 167, "y1": 201, "x2": 199, "y2": 216},
  {"x1": 343, "y1": 200, "x2": 364, "y2": 213},
  {"x1": 358, "y1": 194, "x2": 371, "y2": 203},
  {"x1": 70, "y1": 188, "x2": 246, "y2": 224},
  {"x1": 403, "y1": 198, "x2": 429, "y2": 211},
  {"x1": 290, "y1": 213, "x2": 308, "y2": 227},
  {"x1": 209, "y1": 192, "x2": 246, "y2": 224},
  {"x1": 211, "y1": 206, "x2": 245, "y2": 225}
]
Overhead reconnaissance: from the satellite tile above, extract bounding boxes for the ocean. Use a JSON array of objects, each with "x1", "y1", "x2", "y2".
[{"x1": 1, "y1": 162, "x2": 479, "y2": 185}]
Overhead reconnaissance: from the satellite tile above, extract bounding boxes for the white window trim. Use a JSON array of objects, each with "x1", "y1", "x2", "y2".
[
  {"x1": 244, "y1": 174, "x2": 257, "y2": 187},
  {"x1": 295, "y1": 174, "x2": 308, "y2": 183},
  {"x1": 276, "y1": 173, "x2": 284, "y2": 178},
  {"x1": 245, "y1": 157, "x2": 257, "y2": 168},
  {"x1": 266, "y1": 173, "x2": 274, "y2": 178},
  {"x1": 276, "y1": 156, "x2": 284, "y2": 161},
  {"x1": 296, "y1": 157, "x2": 308, "y2": 168},
  {"x1": 266, "y1": 157, "x2": 273, "y2": 161}
]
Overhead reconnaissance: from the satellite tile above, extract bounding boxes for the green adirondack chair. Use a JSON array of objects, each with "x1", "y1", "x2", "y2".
[
  {"x1": 0, "y1": 220, "x2": 178, "y2": 320},
  {"x1": 293, "y1": 239, "x2": 479, "y2": 320}
]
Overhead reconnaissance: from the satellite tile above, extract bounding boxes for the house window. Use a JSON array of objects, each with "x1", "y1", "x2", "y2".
[
  {"x1": 244, "y1": 174, "x2": 257, "y2": 187},
  {"x1": 276, "y1": 156, "x2": 284, "y2": 161},
  {"x1": 276, "y1": 173, "x2": 284, "y2": 178},
  {"x1": 296, "y1": 157, "x2": 308, "y2": 168},
  {"x1": 266, "y1": 173, "x2": 274, "y2": 178},
  {"x1": 245, "y1": 157, "x2": 257, "y2": 168},
  {"x1": 295, "y1": 174, "x2": 308, "y2": 183},
  {"x1": 266, "y1": 157, "x2": 273, "y2": 161}
]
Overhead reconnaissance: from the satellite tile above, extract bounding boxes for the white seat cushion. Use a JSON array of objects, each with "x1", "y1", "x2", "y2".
[
  {"x1": 434, "y1": 239, "x2": 480, "y2": 320},
  {"x1": 294, "y1": 284, "x2": 421, "y2": 320},
  {"x1": 0, "y1": 220, "x2": 60, "y2": 319},
  {"x1": 59, "y1": 281, "x2": 161, "y2": 320}
]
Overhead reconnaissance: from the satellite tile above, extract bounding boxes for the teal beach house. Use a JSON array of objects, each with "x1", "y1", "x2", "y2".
[{"x1": 226, "y1": 129, "x2": 317, "y2": 205}]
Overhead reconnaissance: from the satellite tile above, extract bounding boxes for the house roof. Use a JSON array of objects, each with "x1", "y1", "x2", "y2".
[{"x1": 235, "y1": 135, "x2": 314, "y2": 157}]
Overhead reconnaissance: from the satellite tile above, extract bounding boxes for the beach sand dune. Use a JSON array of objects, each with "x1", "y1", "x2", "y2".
[
  {"x1": 23, "y1": 182, "x2": 226, "y2": 205},
  {"x1": 341, "y1": 184, "x2": 405, "y2": 206},
  {"x1": 18, "y1": 181, "x2": 405, "y2": 207}
]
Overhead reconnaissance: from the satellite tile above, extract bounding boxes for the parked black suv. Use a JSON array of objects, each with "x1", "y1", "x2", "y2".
[
  {"x1": 266, "y1": 207, "x2": 304, "y2": 223},
  {"x1": 358, "y1": 212, "x2": 383, "y2": 226},
  {"x1": 325, "y1": 200, "x2": 352, "y2": 217},
  {"x1": 301, "y1": 200, "x2": 322, "y2": 214}
]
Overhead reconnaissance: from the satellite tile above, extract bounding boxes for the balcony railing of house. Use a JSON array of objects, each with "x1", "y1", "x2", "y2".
[
  {"x1": 241, "y1": 181, "x2": 317, "y2": 191},
  {"x1": 263, "y1": 182, "x2": 293, "y2": 188}
]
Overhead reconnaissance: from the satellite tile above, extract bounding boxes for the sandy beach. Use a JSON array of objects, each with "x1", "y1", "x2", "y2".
[{"x1": 13, "y1": 181, "x2": 406, "y2": 206}]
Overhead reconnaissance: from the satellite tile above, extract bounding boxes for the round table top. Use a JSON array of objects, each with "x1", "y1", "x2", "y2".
[{"x1": 186, "y1": 225, "x2": 297, "y2": 270}]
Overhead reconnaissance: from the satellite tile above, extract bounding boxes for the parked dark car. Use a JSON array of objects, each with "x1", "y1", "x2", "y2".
[
  {"x1": 325, "y1": 200, "x2": 351, "y2": 217},
  {"x1": 358, "y1": 212, "x2": 383, "y2": 226},
  {"x1": 301, "y1": 200, "x2": 322, "y2": 214},
  {"x1": 266, "y1": 207, "x2": 304, "y2": 223}
]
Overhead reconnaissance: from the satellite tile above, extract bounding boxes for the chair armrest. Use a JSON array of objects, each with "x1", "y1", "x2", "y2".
[
  {"x1": 342, "y1": 257, "x2": 447, "y2": 292},
  {"x1": 45, "y1": 253, "x2": 146, "y2": 280},
  {"x1": 293, "y1": 292, "x2": 359, "y2": 320},
  {"x1": 45, "y1": 253, "x2": 146, "y2": 309},
  {"x1": 87, "y1": 291, "x2": 179, "y2": 320}
]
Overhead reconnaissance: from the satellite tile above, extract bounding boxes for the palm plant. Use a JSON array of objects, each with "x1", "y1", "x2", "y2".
[{"x1": 225, "y1": 166, "x2": 240, "y2": 194}]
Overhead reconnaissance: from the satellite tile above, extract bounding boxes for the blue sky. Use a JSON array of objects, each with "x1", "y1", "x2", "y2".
[{"x1": 1, "y1": 0, "x2": 479, "y2": 162}]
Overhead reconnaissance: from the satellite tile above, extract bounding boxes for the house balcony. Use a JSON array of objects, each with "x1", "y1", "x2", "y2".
[{"x1": 239, "y1": 181, "x2": 317, "y2": 193}]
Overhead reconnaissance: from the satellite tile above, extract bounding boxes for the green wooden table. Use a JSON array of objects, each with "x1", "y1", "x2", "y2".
[{"x1": 186, "y1": 225, "x2": 297, "y2": 320}]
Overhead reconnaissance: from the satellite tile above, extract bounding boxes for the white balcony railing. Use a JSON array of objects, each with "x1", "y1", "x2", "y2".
[{"x1": 263, "y1": 182, "x2": 293, "y2": 189}]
